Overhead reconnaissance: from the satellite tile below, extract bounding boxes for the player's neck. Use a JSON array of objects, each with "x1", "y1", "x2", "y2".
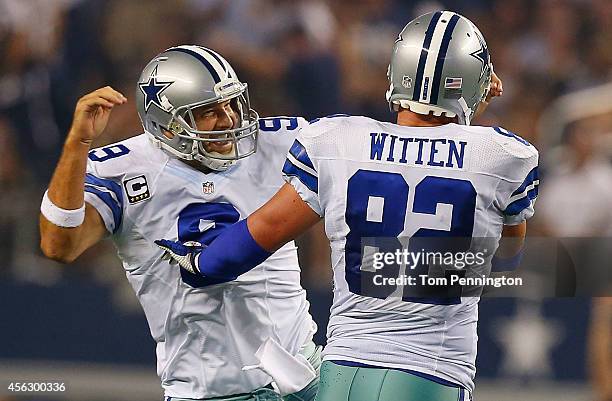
[
  {"x1": 396, "y1": 109, "x2": 458, "y2": 127},
  {"x1": 183, "y1": 159, "x2": 214, "y2": 174}
]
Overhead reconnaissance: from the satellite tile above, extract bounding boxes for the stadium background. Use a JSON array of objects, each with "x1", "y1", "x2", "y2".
[{"x1": 0, "y1": 0, "x2": 610, "y2": 400}]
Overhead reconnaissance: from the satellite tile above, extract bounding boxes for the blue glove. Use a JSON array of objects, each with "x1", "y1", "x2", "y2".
[{"x1": 155, "y1": 239, "x2": 203, "y2": 275}]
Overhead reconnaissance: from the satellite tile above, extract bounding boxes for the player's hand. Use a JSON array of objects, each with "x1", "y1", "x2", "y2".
[
  {"x1": 155, "y1": 239, "x2": 203, "y2": 275},
  {"x1": 68, "y1": 86, "x2": 127, "y2": 146},
  {"x1": 474, "y1": 72, "x2": 503, "y2": 120},
  {"x1": 488, "y1": 72, "x2": 503, "y2": 100}
]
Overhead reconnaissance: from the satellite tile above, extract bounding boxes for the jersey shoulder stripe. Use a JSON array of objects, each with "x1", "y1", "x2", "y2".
[
  {"x1": 503, "y1": 166, "x2": 539, "y2": 217},
  {"x1": 84, "y1": 173, "x2": 124, "y2": 232},
  {"x1": 288, "y1": 140, "x2": 316, "y2": 171},
  {"x1": 282, "y1": 157, "x2": 318, "y2": 193}
]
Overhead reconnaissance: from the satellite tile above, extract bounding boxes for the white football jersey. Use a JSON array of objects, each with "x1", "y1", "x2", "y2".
[
  {"x1": 283, "y1": 115, "x2": 538, "y2": 392},
  {"x1": 84, "y1": 116, "x2": 315, "y2": 398}
]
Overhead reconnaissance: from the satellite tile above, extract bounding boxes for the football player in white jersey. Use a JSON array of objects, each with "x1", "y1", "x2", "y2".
[
  {"x1": 157, "y1": 12, "x2": 537, "y2": 401},
  {"x1": 39, "y1": 45, "x2": 321, "y2": 401}
]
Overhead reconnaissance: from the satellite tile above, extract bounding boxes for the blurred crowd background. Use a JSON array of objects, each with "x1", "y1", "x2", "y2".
[{"x1": 0, "y1": 0, "x2": 611, "y2": 400}]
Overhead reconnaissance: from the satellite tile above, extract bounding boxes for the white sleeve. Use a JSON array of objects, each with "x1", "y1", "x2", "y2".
[{"x1": 488, "y1": 127, "x2": 540, "y2": 225}]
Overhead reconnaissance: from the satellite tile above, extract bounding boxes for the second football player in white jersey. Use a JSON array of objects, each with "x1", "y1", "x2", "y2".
[
  {"x1": 158, "y1": 12, "x2": 538, "y2": 401},
  {"x1": 40, "y1": 46, "x2": 320, "y2": 400}
]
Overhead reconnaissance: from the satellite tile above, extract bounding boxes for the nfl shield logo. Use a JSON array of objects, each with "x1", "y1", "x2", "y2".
[
  {"x1": 202, "y1": 182, "x2": 215, "y2": 194},
  {"x1": 402, "y1": 75, "x2": 412, "y2": 88}
]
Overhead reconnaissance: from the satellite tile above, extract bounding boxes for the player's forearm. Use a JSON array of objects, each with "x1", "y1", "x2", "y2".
[
  {"x1": 156, "y1": 184, "x2": 320, "y2": 280},
  {"x1": 47, "y1": 135, "x2": 91, "y2": 208},
  {"x1": 40, "y1": 136, "x2": 93, "y2": 262},
  {"x1": 497, "y1": 222, "x2": 526, "y2": 256},
  {"x1": 490, "y1": 222, "x2": 527, "y2": 272},
  {"x1": 157, "y1": 218, "x2": 291, "y2": 282},
  {"x1": 196, "y1": 184, "x2": 319, "y2": 278},
  {"x1": 195, "y1": 219, "x2": 273, "y2": 280}
]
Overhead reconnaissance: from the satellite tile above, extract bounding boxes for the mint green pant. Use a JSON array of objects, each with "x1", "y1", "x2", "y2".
[
  {"x1": 315, "y1": 361, "x2": 469, "y2": 401},
  {"x1": 166, "y1": 387, "x2": 280, "y2": 401}
]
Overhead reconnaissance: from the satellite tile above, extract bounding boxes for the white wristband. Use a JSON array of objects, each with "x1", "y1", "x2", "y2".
[{"x1": 40, "y1": 190, "x2": 86, "y2": 227}]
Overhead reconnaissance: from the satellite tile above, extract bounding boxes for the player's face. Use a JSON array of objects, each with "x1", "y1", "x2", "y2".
[{"x1": 192, "y1": 100, "x2": 238, "y2": 154}]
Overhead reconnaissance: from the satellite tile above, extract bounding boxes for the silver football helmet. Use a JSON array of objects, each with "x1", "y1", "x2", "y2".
[
  {"x1": 386, "y1": 11, "x2": 493, "y2": 125},
  {"x1": 136, "y1": 45, "x2": 259, "y2": 171}
]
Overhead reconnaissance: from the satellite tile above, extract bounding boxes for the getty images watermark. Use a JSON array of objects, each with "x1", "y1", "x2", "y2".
[
  {"x1": 359, "y1": 236, "x2": 612, "y2": 298},
  {"x1": 368, "y1": 248, "x2": 524, "y2": 289}
]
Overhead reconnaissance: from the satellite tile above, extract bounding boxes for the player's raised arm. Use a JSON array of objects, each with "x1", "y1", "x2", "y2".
[{"x1": 39, "y1": 86, "x2": 127, "y2": 263}]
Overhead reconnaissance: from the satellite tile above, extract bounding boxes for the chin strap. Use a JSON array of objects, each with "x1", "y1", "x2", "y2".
[
  {"x1": 196, "y1": 153, "x2": 236, "y2": 171},
  {"x1": 458, "y1": 97, "x2": 472, "y2": 126}
]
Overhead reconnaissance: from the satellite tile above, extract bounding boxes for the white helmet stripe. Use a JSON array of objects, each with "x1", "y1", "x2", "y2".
[
  {"x1": 186, "y1": 45, "x2": 228, "y2": 81},
  {"x1": 420, "y1": 11, "x2": 456, "y2": 103},
  {"x1": 166, "y1": 46, "x2": 221, "y2": 83},
  {"x1": 201, "y1": 47, "x2": 236, "y2": 79}
]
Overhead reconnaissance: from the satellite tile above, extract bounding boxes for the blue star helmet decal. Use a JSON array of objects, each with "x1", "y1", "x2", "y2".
[
  {"x1": 138, "y1": 65, "x2": 174, "y2": 113},
  {"x1": 470, "y1": 31, "x2": 490, "y2": 80}
]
